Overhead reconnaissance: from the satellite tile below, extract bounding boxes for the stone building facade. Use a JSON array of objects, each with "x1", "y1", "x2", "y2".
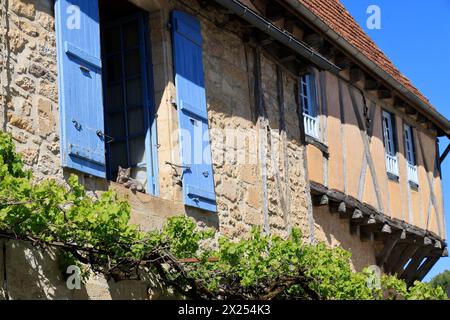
[{"x1": 0, "y1": 0, "x2": 448, "y2": 299}]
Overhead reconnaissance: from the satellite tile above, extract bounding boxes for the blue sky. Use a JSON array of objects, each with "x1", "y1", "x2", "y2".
[{"x1": 339, "y1": 0, "x2": 450, "y2": 281}]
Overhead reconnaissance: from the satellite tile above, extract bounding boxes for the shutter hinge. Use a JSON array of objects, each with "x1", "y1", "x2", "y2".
[{"x1": 166, "y1": 21, "x2": 172, "y2": 31}]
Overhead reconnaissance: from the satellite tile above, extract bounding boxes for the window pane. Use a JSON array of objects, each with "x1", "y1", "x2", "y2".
[
  {"x1": 125, "y1": 49, "x2": 141, "y2": 77},
  {"x1": 106, "y1": 84, "x2": 123, "y2": 112},
  {"x1": 303, "y1": 97, "x2": 309, "y2": 114},
  {"x1": 108, "y1": 112, "x2": 126, "y2": 138},
  {"x1": 104, "y1": 27, "x2": 121, "y2": 52},
  {"x1": 127, "y1": 108, "x2": 145, "y2": 136},
  {"x1": 302, "y1": 83, "x2": 308, "y2": 95},
  {"x1": 129, "y1": 137, "x2": 146, "y2": 166},
  {"x1": 123, "y1": 21, "x2": 139, "y2": 48},
  {"x1": 126, "y1": 78, "x2": 142, "y2": 107},
  {"x1": 107, "y1": 54, "x2": 122, "y2": 83},
  {"x1": 110, "y1": 142, "x2": 128, "y2": 171}
]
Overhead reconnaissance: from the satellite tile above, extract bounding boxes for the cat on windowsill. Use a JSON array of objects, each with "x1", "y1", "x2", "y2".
[{"x1": 116, "y1": 166, "x2": 145, "y2": 193}]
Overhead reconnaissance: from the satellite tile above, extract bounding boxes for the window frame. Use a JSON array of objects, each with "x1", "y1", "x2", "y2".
[
  {"x1": 101, "y1": 11, "x2": 159, "y2": 195},
  {"x1": 300, "y1": 73, "x2": 319, "y2": 139},
  {"x1": 382, "y1": 110, "x2": 399, "y2": 178},
  {"x1": 404, "y1": 124, "x2": 419, "y2": 186}
]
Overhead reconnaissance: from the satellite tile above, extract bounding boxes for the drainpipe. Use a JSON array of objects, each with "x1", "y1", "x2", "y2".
[{"x1": 212, "y1": 0, "x2": 341, "y2": 74}]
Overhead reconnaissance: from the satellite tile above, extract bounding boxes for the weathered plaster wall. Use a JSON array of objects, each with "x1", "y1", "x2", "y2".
[{"x1": 313, "y1": 206, "x2": 378, "y2": 272}]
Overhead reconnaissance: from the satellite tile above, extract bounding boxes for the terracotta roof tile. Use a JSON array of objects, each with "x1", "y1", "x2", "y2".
[{"x1": 297, "y1": 0, "x2": 433, "y2": 108}]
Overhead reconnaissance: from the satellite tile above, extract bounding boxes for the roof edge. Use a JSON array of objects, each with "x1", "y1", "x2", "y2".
[{"x1": 284, "y1": 0, "x2": 450, "y2": 136}]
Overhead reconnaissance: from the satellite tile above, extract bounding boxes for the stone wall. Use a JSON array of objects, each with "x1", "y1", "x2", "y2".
[{"x1": 1, "y1": 0, "x2": 61, "y2": 183}]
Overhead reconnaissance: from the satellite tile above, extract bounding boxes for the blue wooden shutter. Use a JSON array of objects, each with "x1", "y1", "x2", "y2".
[
  {"x1": 171, "y1": 11, "x2": 217, "y2": 212},
  {"x1": 55, "y1": 0, "x2": 106, "y2": 178}
]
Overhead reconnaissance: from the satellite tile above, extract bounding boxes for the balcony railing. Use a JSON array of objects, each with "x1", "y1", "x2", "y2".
[
  {"x1": 303, "y1": 113, "x2": 319, "y2": 139},
  {"x1": 385, "y1": 153, "x2": 399, "y2": 177},
  {"x1": 407, "y1": 163, "x2": 419, "y2": 185}
]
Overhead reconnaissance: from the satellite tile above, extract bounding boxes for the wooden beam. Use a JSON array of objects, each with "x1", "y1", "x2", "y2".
[
  {"x1": 400, "y1": 247, "x2": 431, "y2": 281},
  {"x1": 278, "y1": 54, "x2": 296, "y2": 64},
  {"x1": 351, "y1": 225, "x2": 361, "y2": 237},
  {"x1": 414, "y1": 255, "x2": 440, "y2": 284},
  {"x1": 251, "y1": 0, "x2": 266, "y2": 15},
  {"x1": 303, "y1": 33, "x2": 324, "y2": 50},
  {"x1": 440, "y1": 143, "x2": 450, "y2": 164},
  {"x1": 364, "y1": 78, "x2": 379, "y2": 91},
  {"x1": 378, "y1": 89, "x2": 392, "y2": 100},
  {"x1": 376, "y1": 233, "x2": 401, "y2": 268},
  {"x1": 318, "y1": 44, "x2": 336, "y2": 60},
  {"x1": 393, "y1": 97, "x2": 408, "y2": 112},
  {"x1": 360, "y1": 229, "x2": 374, "y2": 243},
  {"x1": 404, "y1": 106, "x2": 416, "y2": 115},
  {"x1": 389, "y1": 244, "x2": 419, "y2": 276},
  {"x1": 335, "y1": 55, "x2": 352, "y2": 69},
  {"x1": 350, "y1": 67, "x2": 365, "y2": 84}
]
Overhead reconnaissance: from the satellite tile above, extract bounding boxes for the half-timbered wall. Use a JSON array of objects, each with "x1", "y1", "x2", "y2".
[{"x1": 306, "y1": 69, "x2": 446, "y2": 242}]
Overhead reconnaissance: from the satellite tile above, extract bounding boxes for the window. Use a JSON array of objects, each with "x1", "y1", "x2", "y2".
[
  {"x1": 382, "y1": 111, "x2": 399, "y2": 177},
  {"x1": 55, "y1": 0, "x2": 158, "y2": 194},
  {"x1": 100, "y1": 4, "x2": 158, "y2": 194},
  {"x1": 404, "y1": 124, "x2": 418, "y2": 185},
  {"x1": 300, "y1": 74, "x2": 319, "y2": 139}
]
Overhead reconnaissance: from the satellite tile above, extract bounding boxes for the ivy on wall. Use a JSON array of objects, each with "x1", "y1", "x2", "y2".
[{"x1": 0, "y1": 132, "x2": 446, "y2": 300}]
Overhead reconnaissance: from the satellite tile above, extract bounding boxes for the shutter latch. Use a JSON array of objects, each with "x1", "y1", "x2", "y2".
[
  {"x1": 165, "y1": 161, "x2": 190, "y2": 187},
  {"x1": 96, "y1": 130, "x2": 114, "y2": 143}
]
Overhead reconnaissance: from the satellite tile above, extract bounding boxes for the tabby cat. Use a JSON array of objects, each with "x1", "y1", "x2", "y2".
[{"x1": 116, "y1": 166, "x2": 145, "y2": 193}]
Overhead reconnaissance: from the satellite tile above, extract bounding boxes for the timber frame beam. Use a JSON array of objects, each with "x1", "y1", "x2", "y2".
[{"x1": 310, "y1": 181, "x2": 447, "y2": 284}]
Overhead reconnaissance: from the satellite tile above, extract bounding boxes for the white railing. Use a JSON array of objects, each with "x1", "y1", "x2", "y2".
[
  {"x1": 385, "y1": 153, "x2": 399, "y2": 177},
  {"x1": 303, "y1": 113, "x2": 319, "y2": 139},
  {"x1": 407, "y1": 163, "x2": 419, "y2": 185}
]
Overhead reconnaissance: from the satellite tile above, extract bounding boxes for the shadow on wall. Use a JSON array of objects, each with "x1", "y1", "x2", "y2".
[{"x1": 0, "y1": 239, "x2": 178, "y2": 300}]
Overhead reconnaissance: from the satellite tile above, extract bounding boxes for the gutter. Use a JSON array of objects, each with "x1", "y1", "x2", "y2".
[
  {"x1": 212, "y1": 0, "x2": 341, "y2": 74},
  {"x1": 283, "y1": 0, "x2": 450, "y2": 137}
]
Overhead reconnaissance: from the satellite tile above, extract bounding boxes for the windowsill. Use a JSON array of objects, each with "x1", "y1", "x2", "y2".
[
  {"x1": 387, "y1": 172, "x2": 399, "y2": 182},
  {"x1": 305, "y1": 134, "x2": 329, "y2": 157},
  {"x1": 409, "y1": 181, "x2": 419, "y2": 190}
]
